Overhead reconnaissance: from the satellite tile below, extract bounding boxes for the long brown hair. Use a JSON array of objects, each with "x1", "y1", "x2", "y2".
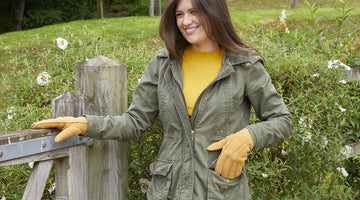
[{"x1": 159, "y1": 0, "x2": 259, "y2": 60}]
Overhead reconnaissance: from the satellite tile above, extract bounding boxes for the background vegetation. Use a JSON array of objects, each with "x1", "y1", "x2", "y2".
[{"x1": 0, "y1": 0, "x2": 359, "y2": 199}]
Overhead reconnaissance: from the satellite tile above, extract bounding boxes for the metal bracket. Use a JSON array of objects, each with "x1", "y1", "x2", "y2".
[{"x1": 0, "y1": 135, "x2": 93, "y2": 162}]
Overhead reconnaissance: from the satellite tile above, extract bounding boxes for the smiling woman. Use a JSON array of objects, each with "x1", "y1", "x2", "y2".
[{"x1": 31, "y1": 0, "x2": 293, "y2": 199}]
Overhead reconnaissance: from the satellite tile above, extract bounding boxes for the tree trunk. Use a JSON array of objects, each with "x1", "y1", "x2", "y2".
[
  {"x1": 97, "y1": 0, "x2": 104, "y2": 19},
  {"x1": 291, "y1": 0, "x2": 297, "y2": 9},
  {"x1": 155, "y1": 0, "x2": 161, "y2": 16},
  {"x1": 14, "y1": 0, "x2": 26, "y2": 31},
  {"x1": 149, "y1": 0, "x2": 154, "y2": 16}
]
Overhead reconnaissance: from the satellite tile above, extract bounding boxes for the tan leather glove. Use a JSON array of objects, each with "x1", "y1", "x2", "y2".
[
  {"x1": 207, "y1": 128, "x2": 254, "y2": 179},
  {"x1": 31, "y1": 116, "x2": 88, "y2": 142}
]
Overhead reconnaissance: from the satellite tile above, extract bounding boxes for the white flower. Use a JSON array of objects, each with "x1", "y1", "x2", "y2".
[
  {"x1": 1, "y1": 196, "x2": 6, "y2": 200},
  {"x1": 281, "y1": 149, "x2": 287, "y2": 155},
  {"x1": 328, "y1": 60, "x2": 339, "y2": 69},
  {"x1": 322, "y1": 137, "x2": 328, "y2": 148},
  {"x1": 312, "y1": 73, "x2": 320, "y2": 77},
  {"x1": 7, "y1": 115, "x2": 12, "y2": 120},
  {"x1": 262, "y1": 173, "x2": 268, "y2": 178},
  {"x1": 37, "y1": 72, "x2": 51, "y2": 85},
  {"x1": 340, "y1": 145, "x2": 352, "y2": 158},
  {"x1": 6, "y1": 107, "x2": 14, "y2": 113},
  {"x1": 302, "y1": 132, "x2": 312, "y2": 142},
  {"x1": 299, "y1": 117, "x2": 312, "y2": 129},
  {"x1": 48, "y1": 182, "x2": 56, "y2": 194},
  {"x1": 285, "y1": 27, "x2": 290, "y2": 33},
  {"x1": 28, "y1": 162, "x2": 34, "y2": 169},
  {"x1": 139, "y1": 178, "x2": 151, "y2": 193},
  {"x1": 339, "y1": 62, "x2": 351, "y2": 71},
  {"x1": 56, "y1": 37, "x2": 68, "y2": 50},
  {"x1": 338, "y1": 106, "x2": 346, "y2": 112},
  {"x1": 328, "y1": 60, "x2": 351, "y2": 70},
  {"x1": 335, "y1": 102, "x2": 346, "y2": 112},
  {"x1": 337, "y1": 167, "x2": 348, "y2": 177},
  {"x1": 339, "y1": 80, "x2": 347, "y2": 84},
  {"x1": 279, "y1": 9, "x2": 287, "y2": 24}
]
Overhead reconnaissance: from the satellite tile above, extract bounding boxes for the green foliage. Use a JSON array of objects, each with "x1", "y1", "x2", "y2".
[
  {"x1": 126, "y1": 0, "x2": 167, "y2": 16},
  {"x1": 22, "y1": 0, "x2": 96, "y2": 30},
  {"x1": 0, "y1": 1, "x2": 360, "y2": 199}
]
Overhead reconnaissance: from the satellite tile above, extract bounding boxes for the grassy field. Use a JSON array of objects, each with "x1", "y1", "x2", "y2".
[{"x1": 1, "y1": 4, "x2": 359, "y2": 70}]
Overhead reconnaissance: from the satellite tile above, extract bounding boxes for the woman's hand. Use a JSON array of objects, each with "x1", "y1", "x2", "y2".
[
  {"x1": 207, "y1": 128, "x2": 254, "y2": 179},
  {"x1": 31, "y1": 116, "x2": 88, "y2": 142}
]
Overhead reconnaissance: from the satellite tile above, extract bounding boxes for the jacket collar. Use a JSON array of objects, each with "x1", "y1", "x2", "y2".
[{"x1": 225, "y1": 48, "x2": 264, "y2": 67}]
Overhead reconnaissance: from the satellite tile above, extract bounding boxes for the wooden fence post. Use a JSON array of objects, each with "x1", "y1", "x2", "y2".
[
  {"x1": 75, "y1": 56, "x2": 128, "y2": 200},
  {"x1": 52, "y1": 91, "x2": 86, "y2": 200},
  {"x1": 291, "y1": 0, "x2": 297, "y2": 9}
]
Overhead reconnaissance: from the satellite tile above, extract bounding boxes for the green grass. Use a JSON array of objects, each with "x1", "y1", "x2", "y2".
[{"x1": 1, "y1": 5, "x2": 359, "y2": 70}]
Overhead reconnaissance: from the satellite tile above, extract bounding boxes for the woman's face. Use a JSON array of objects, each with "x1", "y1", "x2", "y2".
[{"x1": 176, "y1": 0, "x2": 218, "y2": 52}]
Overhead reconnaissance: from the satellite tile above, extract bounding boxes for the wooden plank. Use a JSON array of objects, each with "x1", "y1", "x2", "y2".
[
  {"x1": 54, "y1": 158, "x2": 70, "y2": 200},
  {"x1": 0, "y1": 147, "x2": 68, "y2": 167},
  {"x1": 22, "y1": 160, "x2": 53, "y2": 200},
  {"x1": 69, "y1": 145, "x2": 88, "y2": 200}
]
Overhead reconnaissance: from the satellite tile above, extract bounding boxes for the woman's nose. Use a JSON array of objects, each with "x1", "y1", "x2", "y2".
[{"x1": 183, "y1": 14, "x2": 192, "y2": 25}]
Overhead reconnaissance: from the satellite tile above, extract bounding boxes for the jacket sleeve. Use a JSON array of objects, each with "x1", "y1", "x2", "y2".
[
  {"x1": 245, "y1": 61, "x2": 293, "y2": 150},
  {"x1": 84, "y1": 54, "x2": 162, "y2": 141}
]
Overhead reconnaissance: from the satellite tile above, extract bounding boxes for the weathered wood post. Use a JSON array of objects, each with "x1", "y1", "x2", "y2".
[
  {"x1": 52, "y1": 91, "x2": 86, "y2": 199},
  {"x1": 291, "y1": 0, "x2": 297, "y2": 9},
  {"x1": 75, "y1": 56, "x2": 128, "y2": 200}
]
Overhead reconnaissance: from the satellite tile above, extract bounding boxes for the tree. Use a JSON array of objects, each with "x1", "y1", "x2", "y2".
[
  {"x1": 97, "y1": 0, "x2": 104, "y2": 18},
  {"x1": 14, "y1": 0, "x2": 26, "y2": 31},
  {"x1": 149, "y1": 0, "x2": 154, "y2": 16},
  {"x1": 155, "y1": 0, "x2": 161, "y2": 16},
  {"x1": 149, "y1": 0, "x2": 161, "y2": 16}
]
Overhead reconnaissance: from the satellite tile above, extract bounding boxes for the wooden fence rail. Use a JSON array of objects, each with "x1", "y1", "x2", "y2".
[{"x1": 0, "y1": 56, "x2": 128, "y2": 200}]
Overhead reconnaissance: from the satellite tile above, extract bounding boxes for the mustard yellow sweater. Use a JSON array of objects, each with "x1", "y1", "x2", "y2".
[{"x1": 182, "y1": 45, "x2": 223, "y2": 116}]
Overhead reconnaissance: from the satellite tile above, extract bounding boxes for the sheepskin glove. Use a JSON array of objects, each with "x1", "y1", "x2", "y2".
[
  {"x1": 207, "y1": 128, "x2": 254, "y2": 179},
  {"x1": 31, "y1": 116, "x2": 88, "y2": 142}
]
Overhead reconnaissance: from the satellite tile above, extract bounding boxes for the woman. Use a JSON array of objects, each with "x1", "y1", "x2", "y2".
[{"x1": 32, "y1": 0, "x2": 293, "y2": 199}]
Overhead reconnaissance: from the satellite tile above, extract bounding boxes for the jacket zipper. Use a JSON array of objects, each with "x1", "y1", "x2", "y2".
[
  {"x1": 170, "y1": 60, "x2": 233, "y2": 138},
  {"x1": 191, "y1": 62, "x2": 233, "y2": 133}
]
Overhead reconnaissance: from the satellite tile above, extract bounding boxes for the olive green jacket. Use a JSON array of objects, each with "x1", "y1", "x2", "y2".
[{"x1": 85, "y1": 48, "x2": 293, "y2": 200}]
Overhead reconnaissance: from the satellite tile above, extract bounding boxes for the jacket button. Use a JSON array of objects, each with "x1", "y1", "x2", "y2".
[
  {"x1": 254, "y1": 55, "x2": 259, "y2": 59},
  {"x1": 191, "y1": 130, "x2": 194, "y2": 134},
  {"x1": 245, "y1": 62, "x2": 250, "y2": 66},
  {"x1": 226, "y1": 179, "x2": 230, "y2": 183}
]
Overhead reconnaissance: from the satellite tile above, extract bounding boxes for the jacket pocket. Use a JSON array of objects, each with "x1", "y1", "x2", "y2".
[
  {"x1": 207, "y1": 159, "x2": 250, "y2": 200},
  {"x1": 147, "y1": 160, "x2": 174, "y2": 200}
]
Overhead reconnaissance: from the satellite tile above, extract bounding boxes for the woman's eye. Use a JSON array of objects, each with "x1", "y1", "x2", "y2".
[{"x1": 176, "y1": 13, "x2": 183, "y2": 17}]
